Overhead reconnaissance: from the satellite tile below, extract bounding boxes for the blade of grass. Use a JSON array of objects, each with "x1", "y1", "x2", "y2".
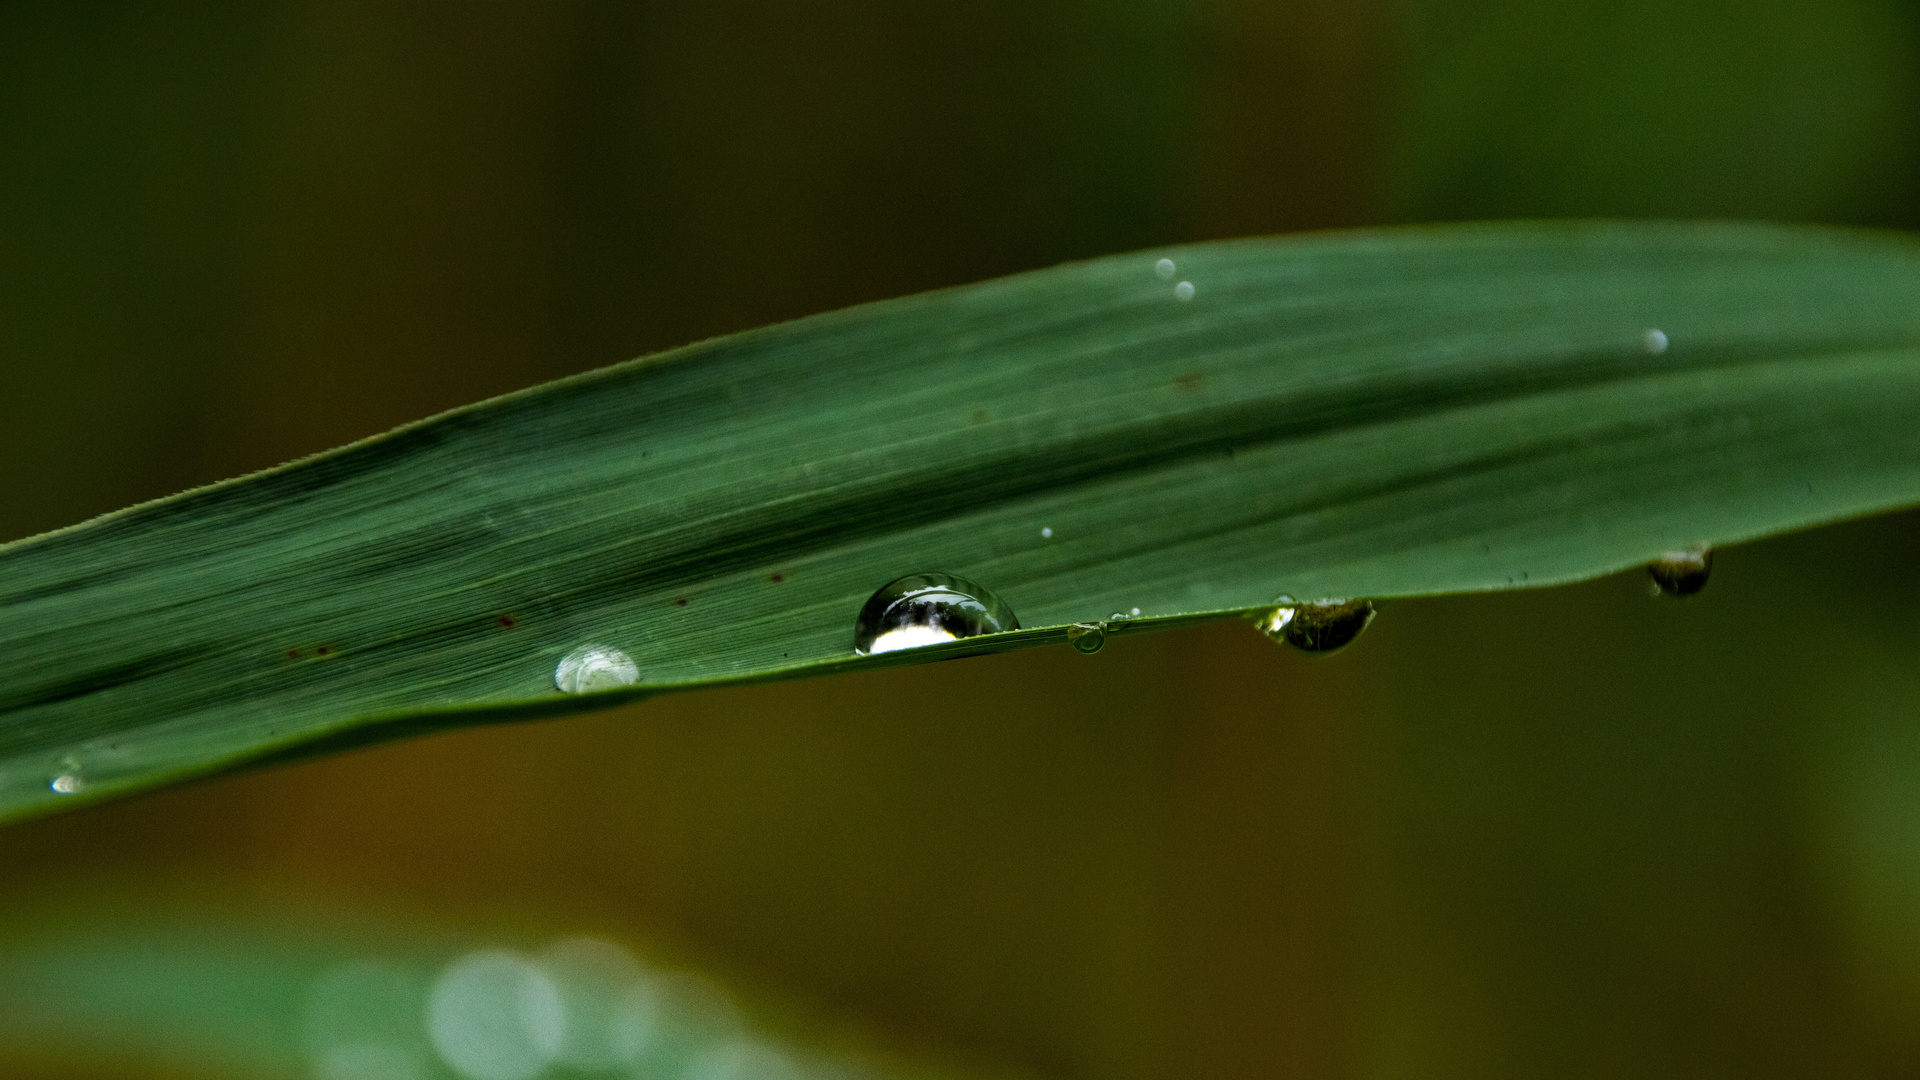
[{"x1": 4, "y1": 220, "x2": 1919, "y2": 822}]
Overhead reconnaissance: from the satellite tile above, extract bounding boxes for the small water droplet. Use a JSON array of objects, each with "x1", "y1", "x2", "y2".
[
  {"x1": 1066, "y1": 623, "x2": 1107, "y2": 654},
  {"x1": 1154, "y1": 258, "x2": 1176, "y2": 280},
  {"x1": 1174, "y1": 281, "x2": 1195, "y2": 302},
  {"x1": 1648, "y1": 548, "x2": 1710, "y2": 597},
  {"x1": 50, "y1": 774, "x2": 82, "y2": 794},
  {"x1": 1041, "y1": 527, "x2": 1054, "y2": 539},
  {"x1": 854, "y1": 572, "x2": 1019, "y2": 656},
  {"x1": 1259, "y1": 597, "x2": 1375, "y2": 654},
  {"x1": 1130, "y1": 607, "x2": 1141, "y2": 617},
  {"x1": 554, "y1": 645, "x2": 640, "y2": 693},
  {"x1": 1644, "y1": 328, "x2": 1669, "y2": 355}
]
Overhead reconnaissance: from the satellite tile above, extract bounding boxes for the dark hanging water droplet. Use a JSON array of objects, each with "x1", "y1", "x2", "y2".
[
  {"x1": 854, "y1": 572, "x2": 1019, "y2": 656},
  {"x1": 1066, "y1": 622, "x2": 1107, "y2": 654},
  {"x1": 1648, "y1": 548, "x2": 1711, "y2": 597},
  {"x1": 1259, "y1": 597, "x2": 1375, "y2": 655}
]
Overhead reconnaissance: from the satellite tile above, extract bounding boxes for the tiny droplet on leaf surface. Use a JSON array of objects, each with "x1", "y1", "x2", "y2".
[{"x1": 1066, "y1": 622, "x2": 1107, "y2": 654}]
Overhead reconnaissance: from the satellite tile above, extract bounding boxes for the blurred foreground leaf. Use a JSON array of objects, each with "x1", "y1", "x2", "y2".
[
  {"x1": 0, "y1": 901, "x2": 926, "y2": 1080},
  {"x1": 4, "y1": 221, "x2": 1919, "y2": 822}
]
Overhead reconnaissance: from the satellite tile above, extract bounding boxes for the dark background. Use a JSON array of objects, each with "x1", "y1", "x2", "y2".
[{"x1": 4, "y1": 2, "x2": 1920, "y2": 1078}]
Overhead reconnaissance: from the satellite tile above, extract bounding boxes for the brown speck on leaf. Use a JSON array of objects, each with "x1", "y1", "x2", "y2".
[
  {"x1": 497, "y1": 615, "x2": 517, "y2": 628},
  {"x1": 675, "y1": 598, "x2": 689, "y2": 607},
  {"x1": 769, "y1": 573, "x2": 785, "y2": 583},
  {"x1": 315, "y1": 645, "x2": 332, "y2": 656},
  {"x1": 970, "y1": 408, "x2": 989, "y2": 424},
  {"x1": 286, "y1": 649, "x2": 300, "y2": 660},
  {"x1": 1175, "y1": 372, "x2": 1205, "y2": 391}
]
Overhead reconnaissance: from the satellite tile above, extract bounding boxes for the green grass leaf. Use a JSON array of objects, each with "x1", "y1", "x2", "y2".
[
  {"x1": 4, "y1": 220, "x2": 1919, "y2": 823},
  {"x1": 0, "y1": 901, "x2": 914, "y2": 1080}
]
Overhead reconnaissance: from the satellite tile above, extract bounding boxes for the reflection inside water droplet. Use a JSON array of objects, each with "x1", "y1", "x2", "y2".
[
  {"x1": 1154, "y1": 258, "x2": 1176, "y2": 280},
  {"x1": 1648, "y1": 548, "x2": 1711, "y2": 597},
  {"x1": 853, "y1": 572, "x2": 1018, "y2": 655},
  {"x1": 1174, "y1": 281, "x2": 1195, "y2": 301},
  {"x1": 1259, "y1": 597, "x2": 1375, "y2": 654},
  {"x1": 1066, "y1": 623, "x2": 1106, "y2": 654},
  {"x1": 554, "y1": 645, "x2": 639, "y2": 694}
]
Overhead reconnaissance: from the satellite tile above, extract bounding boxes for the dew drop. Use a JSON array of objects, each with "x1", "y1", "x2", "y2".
[
  {"x1": 1066, "y1": 622, "x2": 1107, "y2": 654},
  {"x1": 1154, "y1": 258, "x2": 1176, "y2": 280},
  {"x1": 49, "y1": 774, "x2": 82, "y2": 795},
  {"x1": 1644, "y1": 328, "x2": 1669, "y2": 355},
  {"x1": 554, "y1": 645, "x2": 640, "y2": 694},
  {"x1": 1259, "y1": 597, "x2": 1375, "y2": 655},
  {"x1": 1648, "y1": 548, "x2": 1711, "y2": 597},
  {"x1": 1041, "y1": 527, "x2": 1054, "y2": 539},
  {"x1": 1174, "y1": 281, "x2": 1195, "y2": 302},
  {"x1": 853, "y1": 572, "x2": 1018, "y2": 656}
]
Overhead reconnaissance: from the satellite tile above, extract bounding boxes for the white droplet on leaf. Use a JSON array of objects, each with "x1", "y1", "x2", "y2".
[{"x1": 554, "y1": 645, "x2": 639, "y2": 694}]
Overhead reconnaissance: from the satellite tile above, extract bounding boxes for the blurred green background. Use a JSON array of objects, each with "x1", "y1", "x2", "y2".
[{"x1": 4, "y1": 1, "x2": 1920, "y2": 1078}]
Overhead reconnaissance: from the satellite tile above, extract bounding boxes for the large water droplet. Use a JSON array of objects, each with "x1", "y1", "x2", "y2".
[
  {"x1": 1154, "y1": 258, "x2": 1176, "y2": 280},
  {"x1": 1259, "y1": 597, "x2": 1375, "y2": 654},
  {"x1": 853, "y1": 572, "x2": 1018, "y2": 655},
  {"x1": 1066, "y1": 622, "x2": 1106, "y2": 654},
  {"x1": 1174, "y1": 280, "x2": 1195, "y2": 301},
  {"x1": 1648, "y1": 548, "x2": 1711, "y2": 596},
  {"x1": 1644, "y1": 328, "x2": 1669, "y2": 355},
  {"x1": 49, "y1": 773, "x2": 82, "y2": 795},
  {"x1": 554, "y1": 645, "x2": 639, "y2": 693}
]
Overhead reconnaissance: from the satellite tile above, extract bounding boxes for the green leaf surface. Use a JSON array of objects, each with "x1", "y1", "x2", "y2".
[{"x1": 5, "y1": 221, "x2": 1919, "y2": 823}]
